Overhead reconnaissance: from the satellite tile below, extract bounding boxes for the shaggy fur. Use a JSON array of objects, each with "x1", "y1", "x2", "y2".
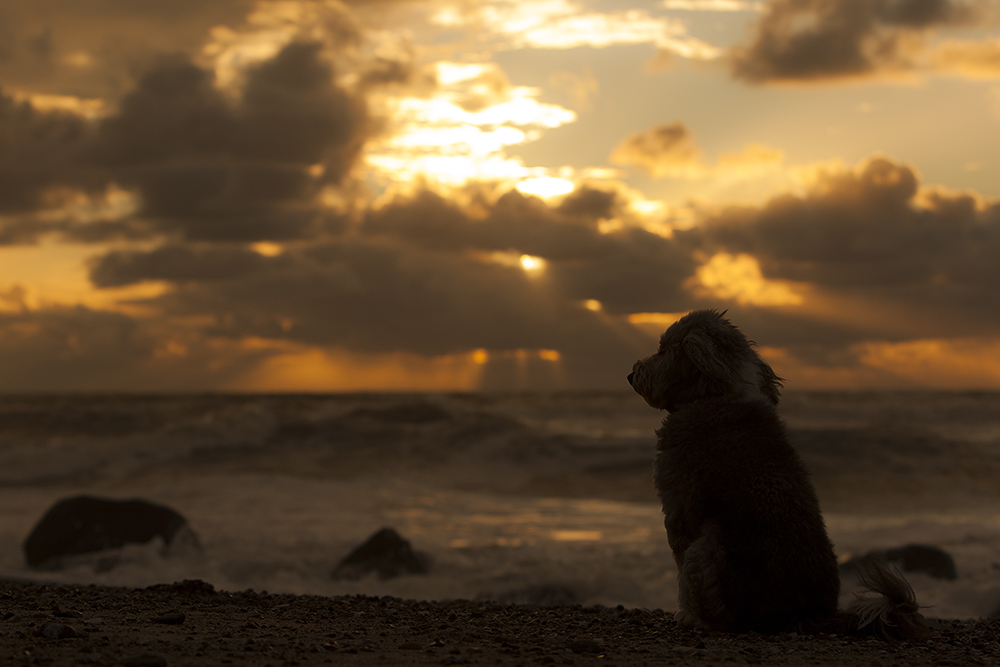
[{"x1": 628, "y1": 309, "x2": 928, "y2": 640}]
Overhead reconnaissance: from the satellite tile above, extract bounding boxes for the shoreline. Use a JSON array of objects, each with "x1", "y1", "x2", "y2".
[{"x1": 2, "y1": 580, "x2": 997, "y2": 666}]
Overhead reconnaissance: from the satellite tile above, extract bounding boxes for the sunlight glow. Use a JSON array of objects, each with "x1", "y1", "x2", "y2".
[
  {"x1": 0, "y1": 242, "x2": 169, "y2": 314},
  {"x1": 20, "y1": 93, "x2": 106, "y2": 119},
  {"x1": 366, "y1": 61, "x2": 577, "y2": 192},
  {"x1": 250, "y1": 242, "x2": 284, "y2": 257},
  {"x1": 516, "y1": 177, "x2": 575, "y2": 198},
  {"x1": 446, "y1": 1, "x2": 722, "y2": 59},
  {"x1": 628, "y1": 312, "x2": 686, "y2": 338},
  {"x1": 583, "y1": 299, "x2": 603, "y2": 311},
  {"x1": 551, "y1": 530, "x2": 603, "y2": 541},
  {"x1": 520, "y1": 254, "x2": 545, "y2": 271},
  {"x1": 628, "y1": 312, "x2": 685, "y2": 326},
  {"x1": 853, "y1": 339, "x2": 1000, "y2": 389},
  {"x1": 662, "y1": 0, "x2": 760, "y2": 11},
  {"x1": 435, "y1": 62, "x2": 496, "y2": 86},
  {"x1": 689, "y1": 253, "x2": 805, "y2": 306},
  {"x1": 393, "y1": 90, "x2": 576, "y2": 128},
  {"x1": 227, "y1": 344, "x2": 489, "y2": 392},
  {"x1": 367, "y1": 154, "x2": 532, "y2": 187}
]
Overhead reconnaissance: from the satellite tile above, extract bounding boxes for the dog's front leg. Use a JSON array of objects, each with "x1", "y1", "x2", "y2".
[{"x1": 675, "y1": 520, "x2": 728, "y2": 630}]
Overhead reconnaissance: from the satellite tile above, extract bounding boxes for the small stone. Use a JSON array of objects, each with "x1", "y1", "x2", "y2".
[
  {"x1": 38, "y1": 622, "x2": 86, "y2": 639},
  {"x1": 120, "y1": 653, "x2": 168, "y2": 667},
  {"x1": 567, "y1": 639, "x2": 603, "y2": 654},
  {"x1": 152, "y1": 612, "x2": 186, "y2": 625}
]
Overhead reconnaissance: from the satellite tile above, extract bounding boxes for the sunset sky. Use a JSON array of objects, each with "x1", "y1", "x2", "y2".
[{"x1": 1, "y1": 0, "x2": 1000, "y2": 392}]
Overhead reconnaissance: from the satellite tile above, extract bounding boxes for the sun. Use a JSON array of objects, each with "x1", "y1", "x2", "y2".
[{"x1": 519, "y1": 254, "x2": 545, "y2": 271}]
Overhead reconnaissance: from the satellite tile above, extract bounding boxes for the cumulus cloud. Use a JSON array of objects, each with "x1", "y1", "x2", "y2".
[
  {"x1": 731, "y1": 0, "x2": 993, "y2": 83},
  {"x1": 663, "y1": 0, "x2": 760, "y2": 10},
  {"x1": 0, "y1": 0, "x2": 255, "y2": 98},
  {"x1": 0, "y1": 88, "x2": 96, "y2": 215},
  {"x1": 609, "y1": 122, "x2": 784, "y2": 180},
  {"x1": 1, "y1": 39, "x2": 367, "y2": 245},
  {"x1": 683, "y1": 155, "x2": 1000, "y2": 343},
  {"x1": 88, "y1": 41, "x2": 366, "y2": 242},
  {"x1": 610, "y1": 122, "x2": 703, "y2": 177},
  {"x1": 0, "y1": 303, "x2": 277, "y2": 392},
  {"x1": 4, "y1": 1, "x2": 1000, "y2": 390},
  {"x1": 930, "y1": 37, "x2": 1000, "y2": 78},
  {"x1": 432, "y1": 0, "x2": 721, "y2": 59},
  {"x1": 76, "y1": 184, "x2": 696, "y2": 388}
]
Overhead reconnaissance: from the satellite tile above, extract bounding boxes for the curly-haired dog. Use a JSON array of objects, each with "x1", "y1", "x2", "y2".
[{"x1": 628, "y1": 310, "x2": 927, "y2": 640}]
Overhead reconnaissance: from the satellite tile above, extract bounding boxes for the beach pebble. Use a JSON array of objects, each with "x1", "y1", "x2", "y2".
[
  {"x1": 567, "y1": 639, "x2": 604, "y2": 654},
  {"x1": 37, "y1": 622, "x2": 87, "y2": 639},
  {"x1": 152, "y1": 612, "x2": 186, "y2": 625},
  {"x1": 120, "y1": 652, "x2": 168, "y2": 667}
]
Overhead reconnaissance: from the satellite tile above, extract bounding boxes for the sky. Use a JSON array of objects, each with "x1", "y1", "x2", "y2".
[{"x1": 1, "y1": 0, "x2": 1000, "y2": 392}]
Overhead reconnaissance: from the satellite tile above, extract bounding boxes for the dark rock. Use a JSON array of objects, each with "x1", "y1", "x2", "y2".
[
  {"x1": 37, "y1": 622, "x2": 86, "y2": 639},
  {"x1": 840, "y1": 544, "x2": 957, "y2": 581},
  {"x1": 146, "y1": 579, "x2": 215, "y2": 596},
  {"x1": 331, "y1": 527, "x2": 429, "y2": 580},
  {"x1": 24, "y1": 495, "x2": 198, "y2": 569},
  {"x1": 482, "y1": 584, "x2": 578, "y2": 606},
  {"x1": 152, "y1": 611, "x2": 186, "y2": 625},
  {"x1": 120, "y1": 653, "x2": 168, "y2": 667},
  {"x1": 884, "y1": 544, "x2": 957, "y2": 580},
  {"x1": 567, "y1": 639, "x2": 604, "y2": 654}
]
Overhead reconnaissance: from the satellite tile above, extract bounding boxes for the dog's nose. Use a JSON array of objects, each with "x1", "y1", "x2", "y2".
[{"x1": 627, "y1": 372, "x2": 634, "y2": 386}]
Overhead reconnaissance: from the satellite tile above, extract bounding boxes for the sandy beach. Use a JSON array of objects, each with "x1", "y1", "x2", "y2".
[{"x1": 2, "y1": 579, "x2": 997, "y2": 667}]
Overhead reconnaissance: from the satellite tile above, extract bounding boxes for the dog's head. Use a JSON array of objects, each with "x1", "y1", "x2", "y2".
[{"x1": 627, "y1": 309, "x2": 782, "y2": 412}]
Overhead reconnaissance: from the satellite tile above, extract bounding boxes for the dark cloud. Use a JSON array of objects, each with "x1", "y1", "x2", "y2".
[
  {"x1": 358, "y1": 58, "x2": 417, "y2": 89},
  {"x1": 90, "y1": 187, "x2": 698, "y2": 326},
  {"x1": 684, "y1": 155, "x2": 1000, "y2": 340},
  {"x1": 364, "y1": 188, "x2": 696, "y2": 313},
  {"x1": 78, "y1": 187, "x2": 698, "y2": 388},
  {"x1": 0, "y1": 88, "x2": 96, "y2": 214},
  {"x1": 9, "y1": 149, "x2": 1000, "y2": 389},
  {"x1": 0, "y1": 0, "x2": 256, "y2": 98},
  {"x1": 0, "y1": 302, "x2": 272, "y2": 391},
  {"x1": 609, "y1": 122, "x2": 702, "y2": 177},
  {"x1": 89, "y1": 245, "x2": 286, "y2": 288},
  {"x1": 1, "y1": 40, "x2": 365, "y2": 245},
  {"x1": 731, "y1": 0, "x2": 991, "y2": 83},
  {"x1": 90, "y1": 41, "x2": 366, "y2": 242}
]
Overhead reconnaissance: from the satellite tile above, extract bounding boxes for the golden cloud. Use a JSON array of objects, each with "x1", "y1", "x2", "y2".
[{"x1": 930, "y1": 37, "x2": 1000, "y2": 79}]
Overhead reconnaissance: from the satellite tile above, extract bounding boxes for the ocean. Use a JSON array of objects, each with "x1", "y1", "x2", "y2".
[{"x1": 0, "y1": 391, "x2": 998, "y2": 620}]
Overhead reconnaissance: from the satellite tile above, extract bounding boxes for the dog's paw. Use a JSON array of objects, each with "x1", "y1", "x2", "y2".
[{"x1": 673, "y1": 608, "x2": 701, "y2": 628}]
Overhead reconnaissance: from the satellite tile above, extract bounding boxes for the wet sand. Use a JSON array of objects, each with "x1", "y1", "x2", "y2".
[{"x1": 2, "y1": 580, "x2": 997, "y2": 666}]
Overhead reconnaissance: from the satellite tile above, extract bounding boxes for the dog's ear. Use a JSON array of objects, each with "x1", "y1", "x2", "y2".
[{"x1": 682, "y1": 330, "x2": 740, "y2": 387}]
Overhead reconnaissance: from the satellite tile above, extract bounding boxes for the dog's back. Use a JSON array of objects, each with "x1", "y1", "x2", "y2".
[{"x1": 655, "y1": 396, "x2": 840, "y2": 633}]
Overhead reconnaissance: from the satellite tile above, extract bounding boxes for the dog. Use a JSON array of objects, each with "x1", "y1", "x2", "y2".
[{"x1": 628, "y1": 309, "x2": 928, "y2": 640}]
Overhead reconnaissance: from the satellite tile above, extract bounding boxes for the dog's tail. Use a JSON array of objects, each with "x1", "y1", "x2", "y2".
[{"x1": 838, "y1": 556, "x2": 930, "y2": 641}]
